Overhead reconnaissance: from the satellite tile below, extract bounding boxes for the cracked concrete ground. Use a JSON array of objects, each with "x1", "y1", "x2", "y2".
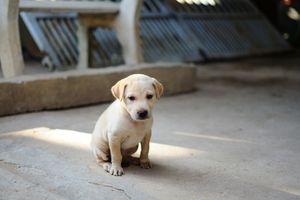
[{"x1": 1, "y1": 54, "x2": 300, "y2": 200}]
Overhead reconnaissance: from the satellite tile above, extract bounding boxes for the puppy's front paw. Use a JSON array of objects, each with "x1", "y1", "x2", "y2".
[
  {"x1": 140, "y1": 159, "x2": 152, "y2": 169},
  {"x1": 109, "y1": 165, "x2": 124, "y2": 176}
]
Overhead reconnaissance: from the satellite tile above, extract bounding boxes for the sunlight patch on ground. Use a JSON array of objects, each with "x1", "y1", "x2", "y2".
[
  {"x1": 274, "y1": 187, "x2": 300, "y2": 197},
  {"x1": 1, "y1": 128, "x2": 202, "y2": 159},
  {"x1": 33, "y1": 128, "x2": 91, "y2": 150},
  {"x1": 149, "y1": 143, "x2": 202, "y2": 158},
  {"x1": 174, "y1": 131, "x2": 252, "y2": 143},
  {"x1": 1, "y1": 127, "x2": 91, "y2": 150}
]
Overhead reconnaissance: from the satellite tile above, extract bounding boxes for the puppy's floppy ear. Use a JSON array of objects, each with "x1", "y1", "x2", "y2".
[
  {"x1": 152, "y1": 78, "x2": 164, "y2": 99},
  {"x1": 111, "y1": 78, "x2": 127, "y2": 101}
]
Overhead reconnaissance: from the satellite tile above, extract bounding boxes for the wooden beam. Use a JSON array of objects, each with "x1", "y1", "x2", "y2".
[
  {"x1": 0, "y1": 0, "x2": 24, "y2": 78},
  {"x1": 78, "y1": 14, "x2": 116, "y2": 28},
  {"x1": 19, "y1": 0, "x2": 120, "y2": 14}
]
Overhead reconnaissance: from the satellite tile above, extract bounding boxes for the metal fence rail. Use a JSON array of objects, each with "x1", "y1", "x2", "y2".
[{"x1": 21, "y1": 0, "x2": 290, "y2": 70}]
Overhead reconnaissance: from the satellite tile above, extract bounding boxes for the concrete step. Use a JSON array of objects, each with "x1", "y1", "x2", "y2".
[{"x1": 0, "y1": 63, "x2": 196, "y2": 116}]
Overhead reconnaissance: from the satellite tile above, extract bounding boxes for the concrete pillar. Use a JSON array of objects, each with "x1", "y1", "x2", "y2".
[
  {"x1": 114, "y1": 0, "x2": 144, "y2": 65},
  {"x1": 0, "y1": 0, "x2": 24, "y2": 78},
  {"x1": 76, "y1": 17, "x2": 89, "y2": 69}
]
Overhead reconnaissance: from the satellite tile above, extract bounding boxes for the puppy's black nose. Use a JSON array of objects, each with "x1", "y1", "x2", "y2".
[{"x1": 137, "y1": 110, "x2": 148, "y2": 119}]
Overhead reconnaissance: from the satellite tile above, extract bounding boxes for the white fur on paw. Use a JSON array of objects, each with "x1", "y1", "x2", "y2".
[
  {"x1": 140, "y1": 159, "x2": 152, "y2": 169},
  {"x1": 109, "y1": 165, "x2": 124, "y2": 176}
]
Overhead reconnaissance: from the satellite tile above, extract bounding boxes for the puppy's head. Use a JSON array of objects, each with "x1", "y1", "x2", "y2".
[{"x1": 111, "y1": 74, "x2": 163, "y2": 121}]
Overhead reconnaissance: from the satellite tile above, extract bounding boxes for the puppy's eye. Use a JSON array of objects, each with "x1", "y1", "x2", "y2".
[
  {"x1": 128, "y1": 96, "x2": 135, "y2": 101},
  {"x1": 146, "y1": 94, "x2": 153, "y2": 100}
]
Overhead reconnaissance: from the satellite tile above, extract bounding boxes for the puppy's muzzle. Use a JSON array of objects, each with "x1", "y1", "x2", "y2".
[{"x1": 137, "y1": 110, "x2": 148, "y2": 120}]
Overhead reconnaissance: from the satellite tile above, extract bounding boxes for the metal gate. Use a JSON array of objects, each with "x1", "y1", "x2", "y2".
[
  {"x1": 20, "y1": 0, "x2": 290, "y2": 70},
  {"x1": 141, "y1": 0, "x2": 289, "y2": 60}
]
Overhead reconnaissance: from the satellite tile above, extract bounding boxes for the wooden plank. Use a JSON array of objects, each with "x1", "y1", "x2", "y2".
[
  {"x1": 19, "y1": 0, "x2": 120, "y2": 14},
  {"x1": 78, "y1": 14, "x2": 116, "y2": 28}
]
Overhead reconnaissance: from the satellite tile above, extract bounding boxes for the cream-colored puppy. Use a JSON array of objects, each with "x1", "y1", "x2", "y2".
[{"x1": 91, "y1": 74, "x2": 163, "y2": 176}]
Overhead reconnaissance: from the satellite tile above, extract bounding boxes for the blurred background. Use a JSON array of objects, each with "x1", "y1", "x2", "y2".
[{"x1": 18, "y1": 0, "x2": 299, "y2": 71}]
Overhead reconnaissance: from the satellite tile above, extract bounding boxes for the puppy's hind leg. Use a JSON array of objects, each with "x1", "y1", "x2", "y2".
[{"x1": 92, "y1": 146, "x2": 111, "y2": 172}]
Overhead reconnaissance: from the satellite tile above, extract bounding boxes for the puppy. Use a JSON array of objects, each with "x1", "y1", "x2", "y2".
[{"x1": 91, "y1": 74, "x2": 163, "y2": 176}]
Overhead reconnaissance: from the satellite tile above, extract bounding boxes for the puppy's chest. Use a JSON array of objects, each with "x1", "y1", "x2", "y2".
[{"x1": 121, "y1": 126, "x2": 148, "y2": 149}]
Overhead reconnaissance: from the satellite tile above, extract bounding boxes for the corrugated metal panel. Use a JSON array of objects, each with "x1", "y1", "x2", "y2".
[
  {"x1": 20, "y1": 0, "x2": 290, "y2": 70},
  {"x1": 141, "y1": 0, "x2": 203, "y2": 62},
  {"x1": 140, "y1": 0, "x2": 289, "y2": 62},
  {"x1": 90, "y1": 28, "x2": 124, "y2": 68},
  {"x1": 21, "y1": 13, "x2": 79, "y2": 70},
  {"x1": 168, "y1": 0, "x2": 290, "y2": 59}
]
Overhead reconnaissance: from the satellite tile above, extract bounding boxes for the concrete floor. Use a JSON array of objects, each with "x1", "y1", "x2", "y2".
[{"x1": 1, "y1": 55, "x2": 300, "y2": 200}]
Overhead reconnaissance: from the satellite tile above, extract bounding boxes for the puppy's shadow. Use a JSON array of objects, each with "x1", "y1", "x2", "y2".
[
  {"x1": 125, "y1": 161, "x2": 205, "y2": 181},
  {"x1": 126, "y1": 162, "x2": 166, "y2": 176}
]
